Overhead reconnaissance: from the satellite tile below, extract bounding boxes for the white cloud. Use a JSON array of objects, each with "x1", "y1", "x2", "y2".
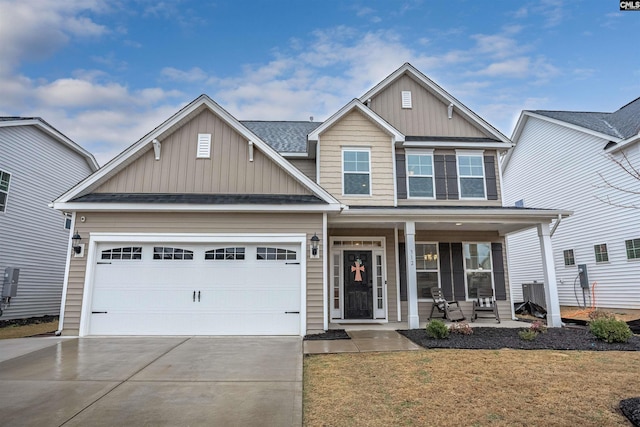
[{"x1": 161, "y1": 67, "x2": 209, "y2": 83}]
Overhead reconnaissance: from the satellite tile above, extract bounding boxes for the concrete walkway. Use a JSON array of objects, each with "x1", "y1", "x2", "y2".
[
  {"x1": 0, "y1": 336, "x2": 301, "y2": 427},
  {"x1": 304, "y1": 330, "x2": 422, "y2": 354}
]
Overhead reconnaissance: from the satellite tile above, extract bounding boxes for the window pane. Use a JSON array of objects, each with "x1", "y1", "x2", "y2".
[
  {"x1": 0, "y1": 192, "x2": 6, "y2": 212},
  {"x1": 407, "y1": 154, "x2": 432, "y2": 176},
  {"x1": 626, "y1": 239, "x2": 640, "y2": 260},
  {"x1": 467, "y1": 272, "x2": 492, "y2": 299},
  {"x1": 344, "y1": 173, "x2": 370, "y2": 194},
  {"x1": 415, "y1": 243, "x2": 438, "y2": 270},
  {"x1": 563, "y1": 249, "x2": 575, "y2": 266},
  {"x1": 464, "y1": 243, "x2": 491, "y2": 270},
  {"x1": 417, "y1": 272, "x2": 439, "y2": 299},
  {"x1": 0, "y1": 171, "x2": 9, "y2": 192},
  {"x1": 458, "y1": 156, "x2": 484, "y2": 177},
  {"x1": 408, "y1": 177, "x2": 433, "y2": 198},
  {"x1": 460, "y1": 177, "x2": 485, "y2": 198}
]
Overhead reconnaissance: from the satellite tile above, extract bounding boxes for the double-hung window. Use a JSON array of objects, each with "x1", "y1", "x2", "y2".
[
  {"x1": 626, "y1": 239, "x2": 640, "y2": 260},
  {"x1": 594, "y1": 244, "x2": 609, "y2": 263},
  {"x1": 463, "y1": 242, "x2": 493, "y2": 299},
  {"x1": 343, "y1": 149, "x2": 370, "y2": 195},
  {"x1": 406, "y1": 151, "x2": 435, "y2": 198},
  {"x1": 457, "y1": 151, "x2": 486, "y2": 199},
  {"x1": 0, "y1": 170, "x2": 10, "y2": 213},
  {"x1": 415, "y1": 243, "x2": 440, "y2": 299}
]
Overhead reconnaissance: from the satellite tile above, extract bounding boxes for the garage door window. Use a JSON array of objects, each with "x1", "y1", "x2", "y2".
[
  {"x1": 101, "y1": 247, "x2": 142, "y2": 260},
  {"x1": 257, "y1": 247, "x2": 296, "y2": 261},
  {"x1": 153, "y1": 246, "x2": 194, "y2": 260},
  {"x1": 205, "y1": 247, "x2": 245, "y2": 260}
]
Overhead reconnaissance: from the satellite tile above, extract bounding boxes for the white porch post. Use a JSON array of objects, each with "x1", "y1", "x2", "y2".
[
  {"x1": 538, "y1": 222, "x2": 562, "y2": 327},
  {"x1": 405, "y1": 221, "x2": 419, "y2": 329}
]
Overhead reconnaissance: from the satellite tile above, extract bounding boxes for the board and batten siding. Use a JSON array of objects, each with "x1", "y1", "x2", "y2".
[
  {"x1": 504, "y1": 116, "x2": 640, "y2": 309},
  {"x1": 62, "y1": 212, "x2": 324, "y2": 335},
  {"x1": 95, "y1": 109, "x2": 311, "y2": 195},
  {"x1": 0, "y1": 125, "x2": 94, "y2": 320},
  {"x1": 369, "y1": 74, "x2": 488, "y2": 138},
  {"x1": 318, "y1": 110, "x2": 395, "y2": 206},
  {"x1": 289, "y1": 159, "x2": 317, "y2": 181}
]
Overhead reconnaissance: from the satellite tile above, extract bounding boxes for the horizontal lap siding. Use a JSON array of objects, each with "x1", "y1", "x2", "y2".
[
  {"x1": 62, "y1": 212, "x2": 323, "y2": 335},
  {"x1": 96, "y1": 109, "x2": 310, "y2": 195},
  {"x1": 319, "y1": 111, "x2": 395, "y2": 206}
]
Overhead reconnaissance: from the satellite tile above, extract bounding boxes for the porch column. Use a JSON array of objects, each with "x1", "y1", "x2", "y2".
[
  {"x1": 405, "y1": 221, "x2": 420, "y2": 329},
  {"x1": 537, "y1": 222, "x2": 562, "y2": 327}
]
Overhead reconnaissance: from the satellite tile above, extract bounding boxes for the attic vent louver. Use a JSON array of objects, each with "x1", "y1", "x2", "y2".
[
  {"x1": 401, "y1": 91, "x2": 412, "y2": 109},
  {"x1": 197, "y1": 133, "x2": 211, "y2": 158}
]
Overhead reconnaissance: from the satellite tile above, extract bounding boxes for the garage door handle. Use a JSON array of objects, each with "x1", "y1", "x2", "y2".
[
  {"x1": 92, "y1": 311, "x2": 108, "y2": 314},
  {"x1": 193, "y1": 291, "x2": 196, "y2": 302},
  {"x1": 198, "y1": 291, "x2": 201, "y2": 302},
  {"x1": 286, "y1": 262, "x2": 300, "y2": 265},
  {"x1": 285, "y1": 311, "x2": 300, "y2": 314}
]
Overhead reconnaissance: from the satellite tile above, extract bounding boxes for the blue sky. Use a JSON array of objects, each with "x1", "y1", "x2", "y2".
[{"x1": 0, "y1": 1, "x2": 638, "y2": 165}]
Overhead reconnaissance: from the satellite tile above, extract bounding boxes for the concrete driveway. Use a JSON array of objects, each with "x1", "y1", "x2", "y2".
[{"x1": 0, "y1": 336, "x2": 302, "y2": 427}]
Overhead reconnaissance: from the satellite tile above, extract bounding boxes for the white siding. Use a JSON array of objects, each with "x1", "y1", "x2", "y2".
[
  {"x1": 504, "y1": 117, "x2": 640, "y2": 309},
  {"x1": 0, "y1": 125, "x2": 94, "y2": 319}
]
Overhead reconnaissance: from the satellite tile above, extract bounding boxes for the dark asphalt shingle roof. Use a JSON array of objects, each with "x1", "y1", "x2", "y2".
[
  {"x1": 71, "y1": 193, "x2": 326, "y2": 204},
  {"x1": 241, "y1": 121, "x2": 322, "y2": 153},
  {"x1": 532, "y1": 97, "x2": 640, "y2": 139}
]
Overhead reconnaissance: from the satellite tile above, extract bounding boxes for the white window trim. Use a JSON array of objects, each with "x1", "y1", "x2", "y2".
[
  {"x1": 0, "y1": 169, "x2": 11, "y2": 214},
  {"x1": 405, "y1": 149, "x2": 435, "y2": 199},
  {"x1": 455, "y1": 149, "x2": 487, "y2": 200},
  {"x1": 415, "y1": 242, "x2": 440, "y2": 301},
  {"x1": 462, "y1": 241, "x2": 494, "y2": 301},
  {"x1": 342, "y1": 147, "x2": 372, "y2": 196}
]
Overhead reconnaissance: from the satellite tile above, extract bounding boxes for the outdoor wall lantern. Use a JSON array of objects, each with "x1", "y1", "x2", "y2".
[
  {"x1": 72, "y1": 232, "x2": 82, "y2": 254},
  {"x1": 310, "y1": 233, "x2": 320, "y2": 259}
]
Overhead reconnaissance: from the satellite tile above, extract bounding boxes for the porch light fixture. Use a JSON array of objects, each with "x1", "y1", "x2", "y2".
[
  {"x1": 310, "y1": 233, "x2": 320, "y2": 259},
  {"x1": 72, "y1": 232, "x2": 82, "y2": 254}
]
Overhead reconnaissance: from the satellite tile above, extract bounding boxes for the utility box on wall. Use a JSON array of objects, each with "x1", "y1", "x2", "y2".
[{"x1": 2, "y1": 267, "x2": 20, "y2": 298}]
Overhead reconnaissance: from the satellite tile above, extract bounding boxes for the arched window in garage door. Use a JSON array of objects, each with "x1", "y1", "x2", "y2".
[
  {"x1": 101, "y1": 247, "x2": 142, "y2": 260},
  {"x1": 153, "y1": 247, "x2": 194, "y2": 260}
]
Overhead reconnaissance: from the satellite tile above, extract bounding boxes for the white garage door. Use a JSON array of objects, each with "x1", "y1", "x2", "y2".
[{"x1": 88, "y1": 242, "x2": 302, "y2": 335}]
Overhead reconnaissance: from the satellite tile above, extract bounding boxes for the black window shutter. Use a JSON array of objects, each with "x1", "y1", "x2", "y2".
[
  {"x1": 438, "y1": 243, "x2": 453, "y2": 300},
  {"x1": 484, "y1": 155, "x2": 498, "y2": 200},
  {"x1": 396, "y1": 152, "x2": 407, "y2": 199},
  {"x1": 491, "y1": 242, "x2": 507, "y2": 300},
  {"x1": 398, "y1": 242, "x2": 407, "y2": 301},
  {"x1": 434, "y1": 155, "x2": 447, "y2": 200},
  {"x1": 451, "y1": 243, "x2": 466, "y2": 300},
  {"x1": 445, "y1": 155, "x2": 459, "y2": 200}
]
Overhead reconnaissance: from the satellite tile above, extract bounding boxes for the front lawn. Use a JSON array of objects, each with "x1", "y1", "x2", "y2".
[{"x1": 304, "y1": 349, "x2": 639, "y2": 426}]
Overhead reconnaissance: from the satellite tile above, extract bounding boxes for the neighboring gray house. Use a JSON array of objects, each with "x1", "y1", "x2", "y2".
[
  {"x1": 0, "y1": 117, "x2": 98, "y2": 319},
  {"x1": 503, "y1": 98, "x2": 640, "y2": 310}
]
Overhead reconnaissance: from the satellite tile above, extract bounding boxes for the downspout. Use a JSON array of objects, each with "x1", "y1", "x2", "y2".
[
  {"x1": 549, "y1": 214, "x2": 562, "y2": 237},
  {"x1": 56, "y1": 211, "x2": 76, "y2": 335}
]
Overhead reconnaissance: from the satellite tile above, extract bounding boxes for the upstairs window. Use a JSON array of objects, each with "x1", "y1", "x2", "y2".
[
  {"x1": 406, "y1": 152, "x2": 434, "y2": 198},
  {"x1": 626, "y1": 239, "x2": 640, "y2": 260},
  {"x1": 0, "y1": 170, "x2": 10, "y2": 212},
  {"x1": 343, "y1": 149, "x2": 371, "y2": 195},
  {"x1": 457, "y1": 153, "x2": 486, "y2": 199},
  {"x1": 594, "y1": 244, "x2": 609, "y2": 263},
  {"x1": 563, "y1": 249, "x2": 575, "y2": 266}
]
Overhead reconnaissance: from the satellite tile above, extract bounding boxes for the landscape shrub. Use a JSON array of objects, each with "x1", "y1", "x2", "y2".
[
  {"x1": 449, "y1": 322, "x2": 473, "y2": 335},
  {"x1": 589, "y1": 318, "x2": 632, "y2": 343},
  {"x1": 529, "y1": 320, "x2": 547, "y2": 334},
  {"x1": 588, "y1": 310, "x2": 617, "y2": 321},
  {"x1": 425, "y1": 319, "x2": 449, "y2": 339},
  {"x1": 518, "y1": 329, "x2": 538, "y2": 341}
]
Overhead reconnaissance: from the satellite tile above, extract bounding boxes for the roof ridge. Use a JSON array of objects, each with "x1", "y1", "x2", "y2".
[{"x1": 616, "y1": 96, "x2": 640, "y2": 111}]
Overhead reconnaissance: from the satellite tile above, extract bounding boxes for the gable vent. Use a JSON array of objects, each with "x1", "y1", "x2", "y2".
[
  {"x1": 197, "y1": 133, "x2": 211, "y2": 158},
  {"x1": 401, "y1": 91, "x2": 412, "y2": 109}
]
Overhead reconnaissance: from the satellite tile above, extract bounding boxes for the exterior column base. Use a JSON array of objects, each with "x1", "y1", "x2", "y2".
[
  {"x1": 408, "y1": 315, "x2": 420, "y2": 330},
  {"x1": 547, "y1": 312, "x2": 562, "y2": 328}
]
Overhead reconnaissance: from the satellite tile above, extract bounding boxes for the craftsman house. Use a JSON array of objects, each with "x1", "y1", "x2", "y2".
[{"x1": 53, "y1": 63, "x2": 569, "y2": 336}]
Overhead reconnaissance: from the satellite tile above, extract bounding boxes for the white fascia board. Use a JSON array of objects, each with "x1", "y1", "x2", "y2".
[
  {"x1": 280, "y1": 152, "x2": 310, "y2": 158},
  {"x1": 308, "y1": 99, "x2": 404, "y2": 142},
  {"x1": 404, "y1": 141, "x2": 513, "y2": 150},
  {"x1": 0, "y1": 118, "x2": 99, "y2": 170},
  {"x1": 336, "y1": 207, "x2": 572, "y2": 221},
  {"x1": 605, "y1": 133, "x2": 640, "y2": 153},
  {"x1": 522, "y1": 112, "x2": 621, "y2": 143},
  {"x1": 52, "y1": 202, "x2": 342, "y2": 212},
  {"x1": 359, "y1": 63, "x2": 510, "y2": 143},
  {"x1": 89, "y1": 232, "x2": 307, "y2": 243}
]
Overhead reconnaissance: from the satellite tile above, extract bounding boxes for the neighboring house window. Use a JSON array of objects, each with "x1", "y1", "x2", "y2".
[
  {"x1": 626, "y1": 239, "x2": 640, "y2": 260},
  {"x1": 594, "y1": 244, "x2": 609, "y2": 263},
  {"x1": 257, "y1": 247, "x2": 297, "y2": 260},
  {"x1": 463, "y1": 243, "x2": 493, "y2": 299},
  {"x1": 406, "y1": 152, "x2": 435, "y2": 198},
  {"x1": 457, "y1": 152, "x2": 486, "y2": 199},
  {"x1": 0, "y1": 170, "x2": 10, "y2": 212},
  {"x1": 101, "y1": 247, "x2": 142, "y2": 260},
  {"x1": 153, "y1": 247, "x2": 194, "y2": 260},
  {"x1": 343, "y1": 149, "x2": 371, "y2": 195},
  {"x1": 563, "y1": 249, "x2": 575, "y2": 266},
  {"x1": 416, "y1": 243, "x2": 439, "y2": 299},
  {"x1": 64, "y1": 213, "x2": 72, "y2": 230},
  {"x1": 205, "y1": 247, "x2": 245, "y2": 260}
]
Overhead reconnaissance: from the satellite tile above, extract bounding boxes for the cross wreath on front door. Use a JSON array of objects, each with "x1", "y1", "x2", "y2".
[{"x1": 351, "y1": 258, "x2": 365, "y2": 282}]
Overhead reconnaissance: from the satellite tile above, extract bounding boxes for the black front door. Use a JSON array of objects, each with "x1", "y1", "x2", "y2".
[{"x1": 344, "y1": 251, "x2": 373, "y2": 319}]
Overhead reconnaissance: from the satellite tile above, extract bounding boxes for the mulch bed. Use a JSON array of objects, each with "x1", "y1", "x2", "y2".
[
  {"x1": 620, "y1": 398, "x2": 640, "y2": 427},
  {"x1": 304, "y1": 329, "x2": 350, "y2": 340},
  {"x1": 0, "y1": 315, "x2": 58, "y2": 328},
  {"x1": 398, "y1": 327, "x2": 640, "y2": 351}
]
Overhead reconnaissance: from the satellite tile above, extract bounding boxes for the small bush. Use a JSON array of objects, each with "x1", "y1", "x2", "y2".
[
  {"x1": 589, "y1": 318, "x2": 632, "y2": 343},
  {"x1": 588, "y1": 310, "x2": 617, "y2": 321},
  {"x1": 449, "y1": 322, "x2": 473, "y2": 335},
  {"x1": 425, "y1": 319, "x2": 449, "y2": 339},
  {"x1": 529, "y1": 320, "x2": 547, "y2": 334},
  {"x1": 518, "y1": 329, "x2": 538, "y2": 341}
]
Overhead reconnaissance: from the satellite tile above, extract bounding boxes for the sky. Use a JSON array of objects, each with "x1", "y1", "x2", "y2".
[{"x1": 0, "y1": 0, "x2": 638, "y2": 165}]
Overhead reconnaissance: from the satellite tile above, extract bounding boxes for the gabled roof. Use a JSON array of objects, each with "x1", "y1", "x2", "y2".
[
  {"x1": 242, "y1": 121, "x2": 322, "y2": 153},
  {"x1": 0, "y1": 116, "x2": 99, "y2": 171},
  {"x1": 53, "y1": 95, "x2": 341, "y2": 209},
  {"x1": 359, "y1": 63, "x2": 511, "y2": 144},
  {"x1": 308, "y1": 99, "x2": 404, "y2": 142}
]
